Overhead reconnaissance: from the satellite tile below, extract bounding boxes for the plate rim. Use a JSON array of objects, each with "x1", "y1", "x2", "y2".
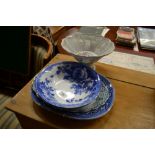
[{"x1": 31, "y1": 74, "x2": 115, "y2": 120}]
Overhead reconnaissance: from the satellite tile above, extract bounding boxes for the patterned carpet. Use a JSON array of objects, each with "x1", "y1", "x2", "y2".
[{"x1": 0, "y1": 88, "x2": 21, "y2": 129}]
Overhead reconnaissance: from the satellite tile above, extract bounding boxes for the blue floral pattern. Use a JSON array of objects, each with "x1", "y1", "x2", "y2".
[
  {"x1": 31, "y1": 74, "x2": 115, "y2": 120},
  {"x1": 33, "y1": 62, "x2": 101, "y2": 109},
  {"x1": 55, "y1": 64, "x2": 96, "y2": 95}
]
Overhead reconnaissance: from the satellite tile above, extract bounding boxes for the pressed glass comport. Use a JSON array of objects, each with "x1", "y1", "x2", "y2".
[{"x1": 61, "y1": 32, "x2": 115, "y2": 69}]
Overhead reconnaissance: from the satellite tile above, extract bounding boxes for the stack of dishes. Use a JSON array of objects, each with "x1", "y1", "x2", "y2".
[{"x1": 31, "y1": 61, "x2": 115, "y2": 120}]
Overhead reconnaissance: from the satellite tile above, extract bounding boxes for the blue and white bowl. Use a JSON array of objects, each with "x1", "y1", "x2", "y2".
[
  {"x1": 33, "y1": 61, "x2": 102, "y2": 110},
  {"x1": 31, "y1": 74, "x2": 115, "y2": 120}
]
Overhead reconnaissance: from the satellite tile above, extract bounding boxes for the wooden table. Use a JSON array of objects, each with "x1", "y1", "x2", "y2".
[{"x1": 6, "y1": 54, "x2": 155, "y2": 128}]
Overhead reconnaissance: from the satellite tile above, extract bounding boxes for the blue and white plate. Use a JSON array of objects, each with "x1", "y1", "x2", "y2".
[
  {"x1": 31, "y1": 74, "x2": 115, "y2": 120},
  {"x1": 33, "y1": 61, "x2": 101, "y2": 109}
]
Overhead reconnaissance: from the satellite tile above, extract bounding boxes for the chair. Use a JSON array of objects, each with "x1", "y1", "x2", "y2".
[
  {"x1": 30, "y1": 34, "x2": 53, "y2": 77},
  {"x1": 32, "y1": 26, "x2": 56, "y2": 57},
  {"x1": 0, "y1": 26, "x2": 53, "y2": 90},
  {"x1": 0, "y1": 28, "x2": 53, "y2": 129}
]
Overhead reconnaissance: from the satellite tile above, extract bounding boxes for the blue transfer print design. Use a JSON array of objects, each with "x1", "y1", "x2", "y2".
[
  {"x1": 55, "y1": 64, "x2": 96, "y2": 95},
  {"x1": 31, "y1": 74, "x2": 115, "y2": 120},
  {"x1": 33, "y1": 61, "x2": 102, "y2": 109}
]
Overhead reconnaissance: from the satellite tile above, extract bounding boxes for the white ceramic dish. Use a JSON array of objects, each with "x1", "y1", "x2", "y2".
[
  {"x1": 33, "y1": 61, "x2": 102, "y2": 109},
  {"x1": 31, "y1": 74, "x2": 115, "y2": 120}
]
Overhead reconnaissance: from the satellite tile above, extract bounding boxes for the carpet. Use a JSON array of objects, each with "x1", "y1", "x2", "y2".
[{"x1": 0, "y1": 89, "x2": 21, "y2": 129}]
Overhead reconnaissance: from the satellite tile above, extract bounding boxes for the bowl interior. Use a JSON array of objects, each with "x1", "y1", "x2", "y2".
[
  {"x1": 33, "y1": 62, "x2": 101, "y2": 108},
  {"x1": 61, "y1": 32, "x2": 115, "y2": 57}
]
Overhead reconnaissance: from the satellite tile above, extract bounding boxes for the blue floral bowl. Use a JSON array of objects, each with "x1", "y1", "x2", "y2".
[{"x1": 33, "y1": 61, "x2": 102, "y2": 109}]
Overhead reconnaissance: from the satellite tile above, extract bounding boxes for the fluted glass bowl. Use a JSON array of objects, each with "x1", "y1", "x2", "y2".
[{"x1": 61, "y1": 32, "x2": 115, "y2": 68}]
